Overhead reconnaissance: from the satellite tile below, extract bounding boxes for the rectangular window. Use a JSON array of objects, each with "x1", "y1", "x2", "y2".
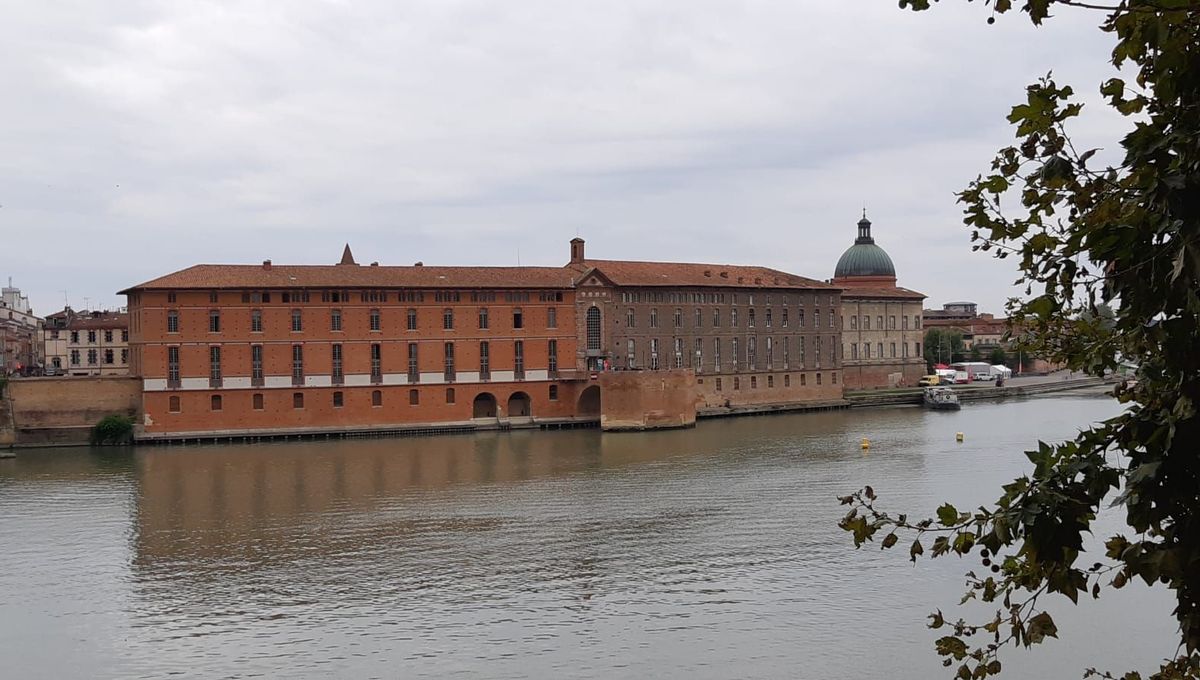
[
  {"x1": 784, "y1": 374, "x2": 790, "y2": 387},
  {"x1": 70, "y1": 350, "x2": 80, "y2": 366},
  {"x1": 916, "y1": 342, "x2": 922, "y2": 356},
  {"x1": 878, "y1": 342, "x2": 884, "y2": 358},
  {"x1": 331, "y1": 309, "x2": 342, "y2": 331},
  {"x1": 443, "y1": 308, "x2": 454, "y2": 330},
  {"x1": 121, "y1": 349, "x2": 128, "y2": 364},
  {"x1": 446, "y1": 387, "x2": 456, "y2": 404},
  {"x1": 694, "y1": 338, "x2": 703, "y2": 374},
  {"x1": 478, "y1": 307, "x2": 489, "y2": 329},
  {"x1": 369, "y1": 308, "x2": 381, "y2": 331},
  {"x1": 104, "y1": 330, "x2": 113, "y2": 343},
  {"x1": 209, "y1": 346, "x2": 222, "y2": 386},
  {"x1": 548, "y1": 307, "x2": 557, "y2": 328},
  {"x1": 291, "y1": 309, "x2": 302, "y2": 332},
  {"x1": 332, "y1": 344, "x2": 344, "y2": 383},
  {"x1": 650, "y1": 308, "x2": 659, "y2": 328},
  {"x1": 731, "y1": 309, "x2": 738, "y2": 327},
  {"x1": 70, "y1": 331, "x2": 79, "y2": 344},
  {"x1": 673, "y1": 308, "x2": 682, "y2": 328},
  {"x1": 748, "y1": 336, "x2": 757, "y2": 370},
  {"x1": 371, "y1": 343, "x2": 382, "y2": 382},
  {"x1": 253, "y1": 393, "x2": 264, "y2": 410},
  {"x1": 627, "y1": 308, "x2": 636, "y2": 328},
  {"x1": 801, "y1": 373, "x2": 807, "y2": 386},
  {"x1": 167, "y1": 292, "x2": 177, "y2": 303},
  {"x1": 292, "y1": 345, "x2": 304, "y2": 385},
  {"x1": 548, "y1": 339, "x2": 558, "y2": 377},
  {"x1": 817, "y1": 373, "x2": 823, "y2": 385},
  {"x1": 444, "y1": 342, "x2": 455, "y2": 382},
  {"x1": 407, "y1": 308, "x2": 418, "y2": 330},
  {"x1": 713, "y1": 338, "x2": 721, "y2": 372},
  {"x1": 902, "y1": 315, "x2": 909, "y2": 330},
  {"x1": 86, "y1": 349, "x2": 96, "y2": 365},
  {"x1": 731, "y1": 338, "x2": 739, "y2": 372},
  {"x1": 798, "y1": 309, "x2": 805, "y2": 328},
  {"x1": 513, "y1": 308, "x2": 524, "y2": 329},
  {"x1": 766, "y1": 337, "x2": 774, "y2": 370},
  {"x1": 749, "y1": 309, "x2": 756, "y2": 328},
  {"x1": 479, "y1": 341, "x2": 490, "y2": 380},
  {"x1": 715, "y1": 377, "x2": 723, "y2": 391},
  {"x1": 815, "y1": 337, "x2": 822, "y2": 367},
  {"x1": 293, "y1": 392, "x2": 304, "y2": 409},
  {"x1": 903, "y1": 343, "x2": 909, "y2": 357},
  {"x1": 372, "y1": 390, "x2": 382, "y2": 406},
  {"x1": 409, "y1": 389, "x2": 419, "y2": 405},
  {"x1": 695, "y1": 308, "x2": 703, "y2": 327},
  {"x1": 650, "y1": 338, "x2": 660, "y2": 370},
  {"x1": 863, "y1": 315, "x2": 870, "y2": 330},
  {"x1": 782, "y1": 309, "x2": 788, "y2": 327},
  {"x1": 674, "y1": 338, "x2": 683, "y2": 368},
  {"x1": 102, "y1": 348, "x2": 113, "y2": 364},
  {"x1": 408, "y1": 343, "x2": 420, "y2": 382},
  {"x1": 877, "y1": 316, "x2": 883, "y2": 330},
  {"x1": 167, "y1": 346, "x2": 180, "y2": 387},
  {"x1": 626, "y1": 338, "x2": 636, "y2": 369},
  {"x1": 783, "y1": 338, "x2": 790, "y2": 369},
  {"x1": 251, "y1": 309, "x2": 262, "y2": 333},
  {"x1": 514, "y1": 340, "x2": 525, "y2": 379},
  {"x1": 889, "y1": 315, "x2": 896, "y2": 330},
  {"x1": 333, "y1": 391, "x2": 344, "y2": 408},
  {"x1": 751, "y1": 376, "x2": 757, "y2": 389},
  {"x1": 713, "y1": 308, "x2": 720, "y2": 327},
  {"x1": 251, "y1": 345, "x2": 263, "y2": 386},
  {"x1": 548, "y1": 385, "x2": 558, "y2": 401},
  {"x1": 209, "y1": 310, "x2": 220, "y2": 333}
]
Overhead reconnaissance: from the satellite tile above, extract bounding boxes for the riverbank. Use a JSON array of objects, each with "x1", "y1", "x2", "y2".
[{"x1": 844, "y1": 375, "x2": 1109, "y2": 408}]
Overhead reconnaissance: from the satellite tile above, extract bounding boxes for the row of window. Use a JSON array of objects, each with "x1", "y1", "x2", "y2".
[
  {"x1": 625, "y1": 307, "x2": 836, "y2": 330},
  {"x1": 620, "y1": 292, "x2": 839, "y2": 306},
  {"x1": 848, "y1": 342, "x2": 922, "y2": 360},
  {"x1": 170, "y1": 339, "x2": 556, "y2": 388},
  {"x1": 706, "y1": 372, "x2": 835, "y2": 391},
  {"x1": 62, "y1": 329, "x2": 128, "y2": 344},
  {"x1": 169, "y1": 290, "x2": 567, "y2": 305},
  {"x1": 172, "y1": 385, "x2": 563, "y2": 413},
  {"x1": 175, "y1": 307, "x2": 556, "y2": 334},
  {"x1": 69, "y1": 348, "x2": 128, "y2": 366},
  {"x1": 620, "y1": 335, "x2": 838, "y2": 372},
  {"x1": 847, "y1": 314, "x2": 922, "y2": 331}
]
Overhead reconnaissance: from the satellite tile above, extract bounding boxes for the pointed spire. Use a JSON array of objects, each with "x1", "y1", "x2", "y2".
[{"x1": 339, "y1": 243, "x2": 357, "y2": 266}]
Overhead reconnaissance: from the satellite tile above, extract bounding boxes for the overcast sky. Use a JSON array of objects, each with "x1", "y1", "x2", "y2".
[{"x1": 1, "y1": 0, "x2": 1126, "y2": 316}]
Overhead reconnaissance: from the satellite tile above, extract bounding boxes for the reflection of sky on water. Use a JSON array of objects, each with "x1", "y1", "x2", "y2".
[{"x1": 0, "y1": 394, "x2": 1174, "y2": 679}]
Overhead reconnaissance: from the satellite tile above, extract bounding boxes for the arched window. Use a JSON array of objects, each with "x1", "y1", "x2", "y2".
[
  {"x1": 586, "y1": 307, "x2": 602, "y2": 350},
  {"x1": 211, "y1": 394, "x2": 222, "y2": 411},
  {"x1": 372, "y1": 390, "x2": 382, "y2": 406}
]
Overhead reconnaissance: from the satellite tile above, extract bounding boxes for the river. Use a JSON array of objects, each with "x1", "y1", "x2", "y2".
[{"x1": 0, "y1": 393, "x2": 1177, "y2": 679}]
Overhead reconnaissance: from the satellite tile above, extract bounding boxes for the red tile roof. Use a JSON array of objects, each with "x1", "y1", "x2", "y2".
[
  {"x1": 839, "y1": 286, "x2": 926, "y2": 300},
  {"x1": 120, "y1": 264, "x2": 578, "y2": 293},
  {"x1": 67, "y1": 312, "x2": 128, "y2": 330},
  {"x1": 571, "y1": 259, "x2": 837, "y2": 290}
]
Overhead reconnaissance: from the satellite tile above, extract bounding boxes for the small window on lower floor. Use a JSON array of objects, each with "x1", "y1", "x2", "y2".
[
  {"x1": 253, "y1": 393, "x2": 264, "y2": 410},
  {"x1": 409, "y1": 389, "x2": 419, "y2": 405},
  {"x1": 548, "y1": 385, "x2": 558, "y2": 401},
  {"x1": 733, "y1": 377, "x2": 741, "y2": 390},
  {"x1": 333, "y1": 391, "x2": 344, "y2": 408},
  {"x1": 784, "y1": 374, "x2": 791, "y2": 387},
  {"x1": 169, "y1": 396, "x2": 181, "y2": 413},
  {"x1": 715, "y1": 378, "x2": 722, "y2": 391},
  {"x1": 372, "y1": 390, "x2": 382, "y2": 407},
  {"x1": 211, "y1": 394, "x2": 222, "y2": 411},
  {"x1": 767, "y1": 375, "x2": 774, "y2": 388},
  {"x1": 801, "y1": 374, "x2": 807, "y2": 386},
  {"x1": 293, "y1": 392, "x2": 304, "y2": 409},
  {"x1": 446, "y1": 387, "x2": 456, "y2": 404},
  {"x1": 816, "y1": 373, "x2": 823, "y2": 385},
  {"x1": 750, "y1": 376, "x2": 757, "y2": 389},
  {"x1": 832, "y1": 372, "x2": 838, "y2": 384}
]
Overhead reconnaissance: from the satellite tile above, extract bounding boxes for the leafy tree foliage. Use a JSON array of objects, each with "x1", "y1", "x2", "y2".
[
  {"x1": 989, "y1": 347, "x2": 1008, "y2": 366},
  {"x1": 841, "y1": 1, "x2": 1200, "y2": 678},
  {"x1": 924, "y1": 328, "x2": 966, "y2": 369}
]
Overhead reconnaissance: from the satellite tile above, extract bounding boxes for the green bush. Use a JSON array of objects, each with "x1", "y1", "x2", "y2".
[{"x1": 90, "y1": 414, "x2": 134, "y2": 445}]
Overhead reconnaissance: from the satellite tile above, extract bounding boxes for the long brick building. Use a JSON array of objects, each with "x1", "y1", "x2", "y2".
[{"x1": 121, "y1": 240, "x2": 845, "y2": 440}]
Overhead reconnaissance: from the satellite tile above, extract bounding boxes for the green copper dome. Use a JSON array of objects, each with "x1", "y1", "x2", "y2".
[{"x1": 834, "y1": 215, "x2": 896, "y2": 278}]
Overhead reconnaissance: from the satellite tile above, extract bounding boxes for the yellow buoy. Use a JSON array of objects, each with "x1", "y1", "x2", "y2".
[
  {"x1": 956, "y1": 432, "x2": 964, "y2": 442},
  {"x1": 861, "y1": 438, "x2": 870, "y2": 449}
]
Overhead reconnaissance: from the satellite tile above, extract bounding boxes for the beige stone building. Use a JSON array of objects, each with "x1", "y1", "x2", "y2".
[
  {"x1": 65, "y1": 311, "x2": 131, "y2": 376},
  {"x1": 832, "y1": 214, "x2": 926, "y2": 389}
]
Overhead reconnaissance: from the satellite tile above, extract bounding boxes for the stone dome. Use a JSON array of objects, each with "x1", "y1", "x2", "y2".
[{"x1": 834, "y1": 215, "x2": 896, "y2": 278}]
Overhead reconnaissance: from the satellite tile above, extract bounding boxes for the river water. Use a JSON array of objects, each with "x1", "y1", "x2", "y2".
[{"x1": 0, "y1": 393, "x2": 1177, "y2": 679}]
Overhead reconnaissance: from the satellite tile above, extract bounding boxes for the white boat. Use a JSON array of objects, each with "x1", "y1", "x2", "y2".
[{"x1": 923, "y1": 386, "x2": 961, "y2": 410}]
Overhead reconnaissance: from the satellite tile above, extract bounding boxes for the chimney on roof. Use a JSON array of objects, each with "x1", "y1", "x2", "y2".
[
  {"x1": 339, "y1": 244, "x2": 358, "y2": 266},
  {"x1": 263, "y1": 260, "x2": 272, "y2": 270},
  {"x1": 569, "y1": 237, "x2": 585, "y2": 264}
]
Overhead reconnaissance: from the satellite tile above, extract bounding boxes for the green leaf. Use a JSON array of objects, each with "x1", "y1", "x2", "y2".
[{"x1": 937, "y1": 503, "x2": 960, "y2": 527}]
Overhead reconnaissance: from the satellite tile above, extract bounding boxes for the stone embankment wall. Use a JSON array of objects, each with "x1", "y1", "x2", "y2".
[
  {"x1": 6, "y1": 376, "x2": 141, "y2": 446},
  {"x1": 844, "y1": 376, "x2": 1106, "y2": 408},
  {"x1": 598, "y1": 370, "x2": 697, "y2": 431}
]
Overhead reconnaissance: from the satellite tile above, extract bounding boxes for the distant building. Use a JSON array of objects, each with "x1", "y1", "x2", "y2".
[
  {"x1": 832, "y1": 214, "x2": 926, "y2": 389},
  {"x1": 64, "y1": 311, "x2": 131, "y2": 376},
  {"x1": 923, "y1": 302, "x2": 1008, "y2": 350},
  {"x1": 41, "y1": 307, "x2": 78, "y2": 373},
  {"x1": 0, "y1": 279, "x2": 41, "y2": 375}
]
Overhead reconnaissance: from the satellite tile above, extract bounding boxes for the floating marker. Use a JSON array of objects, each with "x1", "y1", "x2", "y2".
[
  {"x1": 861, "y1": 438, "x2": 870, "y2": 449},
  {"x1": 956, "y1": 432, "x2": 964, "y2": 443}
]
